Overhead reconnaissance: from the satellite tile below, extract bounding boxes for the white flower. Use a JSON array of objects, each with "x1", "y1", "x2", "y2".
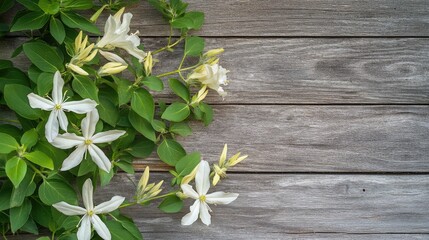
[
  {"x1": 180, "y1": 160, "x2": 238, "y2": 226},
  {"x1": 96, "y1": 8, "x2": 146, "y2": 62},
  {"x1": 53, "y1": 178, "x2": 125, "y2": 240},
  {"x1": 51, "y1": 110, "x2": 125, "y2": 172},
  {"x1": 188, "y1": 64, "x2": 229, "y2": 97},
  {"x1": 27, "y1": 71, "x2": 97, "y2": 142},
  {"x1": 99, "y1": 50, "x2": 127, "y2": 65}
]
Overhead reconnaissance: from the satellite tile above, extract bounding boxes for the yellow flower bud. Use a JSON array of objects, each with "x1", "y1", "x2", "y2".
[
  {"x1": 67, "y1": 63, "x2": 89, "y2": 76},
  {"x1": 138, "y1": 166, "x2": 150, "y2": 191},
  {"x1": 204, "y1": 48, "x2": 224, "y2": 58},
  {"x1": 181, "y1": 164, "x2": 199, "y2": 185},
  {"x1": 228, "y1": 154, "x2": 248, "y2": 167},
  {"x1": 219, "y1": 144, "x2": 227, "y2": 166},
  {"x1": 144, "y1": 51, "x2": 153, "y2": 76},
  {"x1": 98, "y1": 62, "x2": 128, "y2": 76}
]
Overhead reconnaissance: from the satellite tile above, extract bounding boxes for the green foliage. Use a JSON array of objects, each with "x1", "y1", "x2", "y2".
[
  {"x1": 131, "y1": 88, "x2": 155, "y2": 121},
  {"x1": 10, "y1": 11, "x2": 50, "y2": 32},
  {"x1": 158, "y1": 195, "x2": 183, "y2": 213},
  {"x1": 38, "y1": 179, "x2": 77, "y2": 205},
  {"x1": 50, "y1": 17, "x2": 66, "y2": 44},
  {"x1": 185, "y1": 36, "x2": 205, "y2": 56},
  {"x1": 23, "y1": 42, "x2": 64, "y2": 72},
  {"x1": 6, "y1": 156, "x2": 27, "y2": 188},
  {"x1": 157, "y1": 139, "x2": 186, "y2": 166},
  {"x1": 161, "y1": 102, "x2": 190, "y2": 122},
  {"x1": 171, "y1": 11, "x2": 204, "y2": 30},
  {"x1": 4, "y1": 84, "x2": 42, "y2": 120},
  {"x1": 0, "y1": 132, "x2": 19, "y2": 153},
  {"x1": 60, "y1": 11, "x2": 100, "y2": 34},
  {"x1": 168, "y1": 78, "x2": 190, "y2": 102}
]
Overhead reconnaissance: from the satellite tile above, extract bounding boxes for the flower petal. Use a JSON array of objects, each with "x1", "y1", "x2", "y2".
[
  {"x1": 57, "y1": 110, "x2": 68, "y2": 131},
  {"x1": 77, "y1": 215, "x2": 91, "y2": 240},
  {"x1": 94, "y1": 196, "x2": 125, "y2": 214},
  {"x1": 27, "y1": 93, "x2": 54, "y2": 110},
  {"x1": 99, "y1": 50, "x2": 127, "y2": 65},
  {"x1": 52, "y1": 201, "x2": 86, "y2": 216},
  {"x1": 199, "y1": 202, "x2": 211, "y2": 226},
  {"x1": 82, "y1": 178, "x2": 94, "y2": 210},
  {"x1": 195, "y1": 160, "x2": 211, "y2": 195},
  {"x1": 45, "y1": 111, "x2": 59, "y2": 142},
  {"x1": 88, "y1": 144, "x2": 111, "y2": 172},
  {"x1": 180, "y1": 184, "x2": 199, "y2": 199},
  {"x1": 92, "y1": 130, "x2": 126, "y2": 144},
  {"x1": 81, "y1": 110, "x2": 99, "y2": 139},
  {"x1": 62, "y1": 99, "x2": 97, "y2": 114},
  {"x1": 181, "y1": 200, "x2": 200, "y2": 226},
  {"x1": 51, "y1": 133, "x2": 84, "y2": 149},
  {"x1": 60, "y1": 145, "x2": 87, "y2": 171},
  {"x1": 205, "y1": 191, "x2": 239, "y2": 205},
  {"x1": 52, "y1": 71, "x2": 64, "y2": 105},
  {"x1": 91, "y1": 214, "x2": 111, "y2": 240}
]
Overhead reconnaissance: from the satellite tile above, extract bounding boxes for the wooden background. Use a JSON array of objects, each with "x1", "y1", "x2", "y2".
[{"x1": 2, "y1": 0, "x2": 429, "y2": 239}]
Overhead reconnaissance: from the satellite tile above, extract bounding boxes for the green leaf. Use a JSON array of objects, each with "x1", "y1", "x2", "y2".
[
  {"x1": 106, "y1": 220, "x2": 139, "y2": 240},
  {"x1": 38, "y1": 0, "x2": 59, "y2": 14},
  {"x1": 157, "y1": 139, "x2": 186, "y2": 166},
  {"x1": 176, "y1": 152, "x2": 200, "y2": 177},
  {"x1": 6, "y1": 156, "x2": 27, "y2": 188},
  {"x1": 31, "y1": 200, "x2": 52, "y2": 228},
  {"x1": 161, "y1": 102, "x2": 190, "y2": 122},
  {"x1": 20, "y1": 218, "x2": 38, "y2": 234},
  {"x1": 185, "y1": 36, "x2": 205, "y2": 56},
  {"x1": 10, "y1": 11, "x2": 49, "y2": 32},
  {"x1": 24, "y1": 151, "x2": 54, "y2": 170},
  {"x1": 10, "y1": 170, "x2": 36, "y2": 208},
  {"x1": 16, "y1": 0, "x2": 40, "y2": 11},
  {"x1": 131, "y1": 88, "x2": 154, "y2": 121},
  {"x1": 50, "y1": 17, "x2": 65, "y2": 44},
  {"x1": 21, "y1": 128, "x2": 38, "y2": 149},
  {"x1": 200, "y1": 102, "x2": 213, "y2": 126},
  {"x1": 158, "y1": 195, "x2": 183, "y2": 213},
  {"x1": 72, "y1": 75, "x2": 99, "y2": 102},
  {"x1": 170, "y1": 122, "x2": 192, "y2": 136},
  {"x1": 0, "y1": 0, "x2": 14, "y2": 14},
  {"x1": 142, "y1": 76, "x2": 164, "y2": 91},
  {"x1": 115, "y1": 160, "x2": 134, "y2": 174},
  {"x1": 61, "y1": 0, "x2": 93, "y2": 10},
  {"x1": 126, "y1": 138, "x2": 155, "y2": 158},
  {"x1": 4, "y1": 84, "x2": 42, "y2": 120},
  {"x1": 168, "y1": 78, "x2": 190, "y2": 102},
  {"x1": 38, "y1": 179, "x2": 77, "y2": 205},
  {"x1": 23, "y1": 42, "x2": 64, "y2": 72},
  {"x1": 0, "y1": 60, "x2": 13, "y2": 70},
  {"x1": 10, "y1": 199, "x2": 32, "y2": 233},
  {"x1": 61, "y1": 11, "x2": 100, "y2": 34},
  {"x1": 97, "y1": 96, "x2": 119, "y2": 127},
  {"x1": 113, "y1": 76, "x2": 133, "y2": 106},
  {"x1": 0, "y1": 132, "x2": 19, "y2": 154},
  {"x1": 77, "y1": 157, "x2": 97, "y2": 176},
  {"x1": 0, "y1": 183, "x2": 12, "y2": 211},
  {"x1": 0, "y1": 67, "x2": 29, "y2": 92},
  {"x1": 37, "y1": 72, "x2": 54, "y2": 96},
  {"x1": 99, "y1": 168, "x2": 114, "y2": 187},
  {"x1": 171, "y1": 11, "x2": 204, "y2": 30},
  {"x1": 151, "y1": 119, "x2": 166, "y2": 133},
  {"x1": 128, "y1": 110, "x2": 156, "y2": 142}
]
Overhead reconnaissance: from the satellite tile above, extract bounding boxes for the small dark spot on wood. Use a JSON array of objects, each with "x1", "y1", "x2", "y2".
[{"x1": 362, "y1": 189, "x2": 366, "y2": 192}]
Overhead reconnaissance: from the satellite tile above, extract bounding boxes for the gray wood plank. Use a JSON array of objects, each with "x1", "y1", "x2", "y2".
[
  {"x1": 99, "y1": 173, "x2": 429, "y2": 235},
  {"x1": 4, "y1": 0, "x2": 429, "y2": 36},
  {"x1": 2, "y1": 38, "x2": 429, "y2": 104},
  {"x1": 136, "y1": 105, "x2": 429, "y2": 172}
]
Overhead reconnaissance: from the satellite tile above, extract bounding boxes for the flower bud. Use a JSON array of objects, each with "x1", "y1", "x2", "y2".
[
  {"x1": 67, "y1": 63, "x2": 89, "y2": 76},
  {"x1": 204, "y1": 48, "x2": 224, "y2": 58},
  {"x1": 98, "y1": 62, "x2": 128, "y2": 76},
  {"x1": 144, "y1": 51, "x2": 153, "y2": 76}
]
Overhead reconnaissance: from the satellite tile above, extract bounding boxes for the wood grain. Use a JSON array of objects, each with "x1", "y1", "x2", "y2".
[
  {"x1": 135, "y1": 105, "x2": 429, "y2": 172},
  {"x1": 4, "y1": 0, "x2": 429, "y2": 37},
  {"x1": 2, "y1": 38, "x2": 429, "y2": 104},
  {"x1": 97, "y1": 173, "x2": 429, "y2": 236}
]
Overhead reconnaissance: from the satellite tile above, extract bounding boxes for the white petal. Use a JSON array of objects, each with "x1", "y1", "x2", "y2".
[
  {"x1": 113, "y1": 40, "x2": 145, "y2": 61},
  {"x1": 199, "y1": 202, "x2": 211, "y2": 226},
  {"x1": 181, "y1": 200, "x2": 200, "y2": 226},
  {"x1": 116, "y1": 12, "x2": 132, "y2": 34},
  {"x1": 45, "y1": 111, "x2": 59, "y2": 142},
  {"x1": 94, "y1": 196, "x2": 125, "y2": 214},
  {"x1": 82, "y1": 178, "x2": 94, "y2": 210},
  {"x1": 91, "y1": 215, "x2": 111, "y2": 240},
  {"x1": 27, "y1": 93, "x2": 54, "y2": 110},
  {"x1": 99, "y1": 50, "x2": 127, "y2": 65},
  {"x1": 52, "y1": 202, "x2": 86, "y2": 216},
  {"x1": 92, "y1": 130, "x2": 126, "y2": 144},
  {"x1": 180, "y1": 184, "x2": 199, "y2": 199},
  {"x1": 60, "y1": 145, "x2": 87, "y2": 171},
  {"x1": 195, "y1": 160, "x2": 211, "y2": 195},
  {"x1": 62, "y1": 99, "x2": 97, "y2": 114},
  {"x1": 57, "y1": 110, "x2": 68, "y2": 131},
  {"x1": 88, "y1": 144, "x2": 111, "y2": 172},
  {"x1": 51, "y1": 133, "x2": 84, "y2": 149},
  {"x1": 77, "y1": 215, "x2": 91, "y2": 240},
  {"x1": 81, "y1": 110, "x2": 99, "y2": 139},
  {"x1": 52, "y1": 71, "x2": 64, "y2": 104},
  {"x1": 205, "y1": 191, "x2": 239, "y2": 205}
]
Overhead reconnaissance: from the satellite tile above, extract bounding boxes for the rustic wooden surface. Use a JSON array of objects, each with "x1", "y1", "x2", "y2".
[{"x1": 2, "y1": 0, "x2": 429, "y2": 239}]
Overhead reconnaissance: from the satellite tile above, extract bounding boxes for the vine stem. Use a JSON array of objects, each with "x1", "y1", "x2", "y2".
[
  {"x1": 156, "y1": 64, "x2": 200, "y2": 78},
  {"x1": 119, "y1": 192, "x2": 178, "y2": 209},
  {"x1": 0, "y1": 118, "x2": 19, "y2": 124},
  {"x1": 152, "y1": 37, "x2": 185, "y2": 55}
]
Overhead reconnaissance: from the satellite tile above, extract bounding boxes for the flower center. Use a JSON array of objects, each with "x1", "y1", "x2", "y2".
[
  {"x1": 54, "y1": 104, "x2": 62, "y2": 110},
  {"x1": 84, "y1": 139, "x2": 92, "y2": 145},
  {"x1": 199, "y1": 195, "x2": 206, "y2": 202},
  {"x1": 87, "y1": 210, "x2": 94, "y2": 216}
]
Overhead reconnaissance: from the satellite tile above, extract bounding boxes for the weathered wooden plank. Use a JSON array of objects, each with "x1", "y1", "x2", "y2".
[
  {"x1": 2, "y1": 38, "x2": 429, "y2": 104},
  {"x1": 99, "y1": 173, "x2": 429, "y2": 235},
  {"x1": 3, "y1": 0, "x2": 429, "y2": 36},
  {"x1": 135, "y1": 105, "x2": 429, "y2": 172}
]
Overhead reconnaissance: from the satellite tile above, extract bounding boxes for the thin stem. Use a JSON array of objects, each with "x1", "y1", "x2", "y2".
[
  {"x1": 152, "y1": 37, "x2": 185, "y2": 55},
  {"x1": 0, "y1": 118, "x2": 19, "y2": 124},
  {"x1": 119, "y1": 202, "x2": 137, "y2": 209},
  {"x1": 156, "y1": 64, "x2": 200, "y2": 78},
  {"x1": 27, "y1": 161, "x2": 46, "y2": 179},
  {"x1": 139, "y1": 192, "x2": 177, "y2": 205}
]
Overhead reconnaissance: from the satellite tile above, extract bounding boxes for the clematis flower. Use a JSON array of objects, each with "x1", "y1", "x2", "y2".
[
  {"x1": 188, "y1": 64, "x2": 229, "y2": 97},
  {"x1": 27, "y1": 71, "x2": 97, "y2": 142},
  {"x1": 51, "y1": 110, "x2": 125, "y2": 172},
  {"x1": 96, "y1": 8, "x2": 146, "y2": 62},
  {"x1": 53, "y1": 178, "x2": 125, "y2": 240},
  {"x1": 181, "y1": 160, "x2": 238, "y2": 226}
]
